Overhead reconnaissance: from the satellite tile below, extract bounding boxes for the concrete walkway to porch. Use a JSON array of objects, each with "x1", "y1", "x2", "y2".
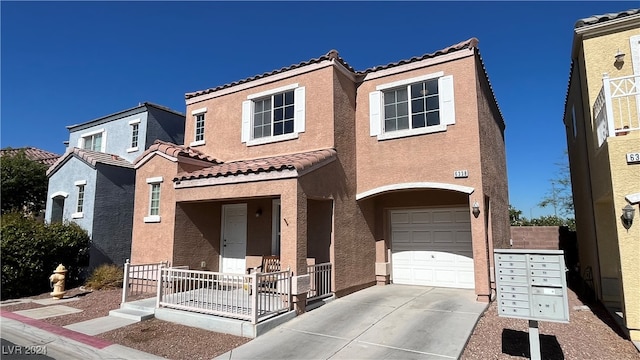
[{"x1": 216, "y1": 284, "x2": 488, "y2": 359}]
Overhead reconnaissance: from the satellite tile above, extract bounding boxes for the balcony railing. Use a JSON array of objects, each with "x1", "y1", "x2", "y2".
[{"x1": 595, "y1": 73, "x2": 640, "y2": 147}]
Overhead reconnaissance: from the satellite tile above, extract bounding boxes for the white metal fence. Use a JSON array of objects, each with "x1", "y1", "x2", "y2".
[
  {"x1": 307, "y1": 262, "x2": 332, "y2": 303},
  {"x1": 122, "y1": 260, "x2": 169, "y2": 304},
  {"x1": 157, "y1": 267, "x2": 292, "y2": 324}
]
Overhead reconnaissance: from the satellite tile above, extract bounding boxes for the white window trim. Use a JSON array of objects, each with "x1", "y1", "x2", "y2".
[
  {"x1": 247, "y1": 83, "x2": 299, "y2": 100},
  {"x1": 50, "y1": 191, "x2": 69, "y2": 199},
  {"x1": 78, "y1": 128, "x2": 106, "y2": 152},
  {"x1": 74, "y1": 180, "x2": 87, "y2": 186},
  {"x1": 190, "y1": 108, "x2": 207, "y2": 147},
  {"x1": 127, "y1": 119, "x2": 141, "y2": 152},
  {"x1": 375, "y1": 72, "x2": 444, "y2": 91},
  {"x1": 145, "y1": 177, "x2": 163, "y2": 223},
  {"x1": 242, "y1": 84, "x2": 305, "y2": 145},
  {"x1": 144, "y1": 215, "x2": 161, "y2": 223},
  {"x1": 72, "y1": 212, "x2": 84, "y2": 219},
  {"x1": 73, "y1": 180, "x2": 86, "y2": 218},
  {"x1": 370, "y1": 72, "x2": 454, "y2": 140}
]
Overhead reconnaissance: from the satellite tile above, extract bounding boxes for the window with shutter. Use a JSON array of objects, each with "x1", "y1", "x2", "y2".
[
  {"x1": 370, "y1": 72, "x2": 455, "y2": 140},
  {"x1": 242, "y1": 84, "x2": 306, "y2": 146}
]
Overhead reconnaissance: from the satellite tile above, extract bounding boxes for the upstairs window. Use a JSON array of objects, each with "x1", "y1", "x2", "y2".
[
  {"x1": 190, "y1": 108, "x2": 207, "y2": 146},
  {"x1": 128, "y1": 119, "x2": 141, "y2": 152},
  {"x1": 144, "y1": 177, "x2": 163, "y2": 223},
  {"x1": 242, "y1": 83, "x2": 305, "y2": 146},
  {"x1": 253, "y1": 90, "x2": 295, "y2": 139},
  {"x1": 370, "y1": 72, "x2": 455, "y2": 140},
  {"x1": 80, "y1": 129, "x2": 105, "y2": 152}
]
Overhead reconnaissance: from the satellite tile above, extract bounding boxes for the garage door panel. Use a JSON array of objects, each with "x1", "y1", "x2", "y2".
[
  {"x1": 412, "y1": 231, "x2": 431, "y2": 243},
  {"x1": 393, "y1": 230, "x2": 411, "y2": 243},
  {"x1": 410, "y1": 211, "x2": 431, "y2": 224},
  {"x1": 391, "y1": 207, "x2": 474, "y2": 289},
  {"x1": 391, "y1": 212, "x2": 410, "y2": 224}
]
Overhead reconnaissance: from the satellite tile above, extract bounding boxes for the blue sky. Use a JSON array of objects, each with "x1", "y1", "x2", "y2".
[{"x1": 1, "y1": 1, "x2": 636, "y2": 218}]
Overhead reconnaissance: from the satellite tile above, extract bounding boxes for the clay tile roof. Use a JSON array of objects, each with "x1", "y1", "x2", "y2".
[
  {"x1": 574, "y1": 8, "x2": 639, "y2": 28},
  {"x1": 185, "y1": 51, "x2": 355, "y2": 100},
  {"x1": 0, "y1": 147, "x2": 60, "y2": 166},
  {"x1": 47, "y1": 148, "x2": 133, "y2": 176},
  {"x1": 186, "y1": 39, "x2": 481, "y2": 100},
  {"x1": 134, "y1": 140, "x2": 220, "y2": 165},
  {"x1": 175, "y1": 148, "x2": 337, "y2": 182},
  {"x1": 357, "y1": 38, "x2": 479, "y2": 75}
]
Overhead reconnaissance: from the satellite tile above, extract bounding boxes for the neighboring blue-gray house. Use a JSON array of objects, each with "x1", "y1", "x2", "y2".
[{"x1": 45, "y1": 102, "x2": 185, "y2": 269}]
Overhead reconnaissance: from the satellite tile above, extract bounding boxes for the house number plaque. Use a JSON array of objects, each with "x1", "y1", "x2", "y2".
[
  {"x1": 626, "y1": 152, "x2": 640, "y2": 164},
  {"x1": 454, "y1": 170, "x2": 468, "y2": 178}
]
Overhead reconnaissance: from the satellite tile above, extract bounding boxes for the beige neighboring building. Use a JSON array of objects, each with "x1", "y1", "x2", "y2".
[
  {"x1": 131, "y1": 38, "x2": 509, "y2": 312},
  {"x1": 563, "y1": 9, "x2": 640, "y2": 345}
]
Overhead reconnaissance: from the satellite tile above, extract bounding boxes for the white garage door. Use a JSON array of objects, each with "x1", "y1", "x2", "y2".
[{"x1": 391, "y1": 208, "x2": 475, "y2": 289}]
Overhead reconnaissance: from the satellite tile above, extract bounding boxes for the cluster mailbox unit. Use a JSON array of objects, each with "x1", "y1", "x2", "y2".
[{"x1": 494, "y1": 249, "x2": 570, "y2": 360}]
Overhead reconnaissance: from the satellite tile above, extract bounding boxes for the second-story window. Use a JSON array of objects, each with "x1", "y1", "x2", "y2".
[
  {"x1": 190, "y1": 108, "x2": 207, "y2": 147},
  {"x1": 82, "y1": 131, "x2": 104, "y2": 152},
  {"x1": 242, "y1": 83, "x2": 305, "y2": 146},
  {"x1": 369, "y1": 72, "x2": 455, "y2": 141},
  {"x1": 76, "y1": 184, "x2": 85, "y2": 213},
  {"x1": 128, "y1": 119, "x2": 141, "y2": 152},
  {"x1": 253, "y1": 90, "x2": 295, "y2": 139}
]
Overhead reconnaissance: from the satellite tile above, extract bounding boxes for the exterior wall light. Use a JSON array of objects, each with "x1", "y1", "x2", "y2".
[
  {"x1": 622, "y1": 204, "x2": 635, "y2": 228},
  {"x1": 472, "y1": 201, "x2": 481, "y2": 218},
  {"x1": 615, "y1": 49, "x2": 625, "y2": 64},
  {"x1": 255, "y1": 208, "x2": 262, "y2": 217}
]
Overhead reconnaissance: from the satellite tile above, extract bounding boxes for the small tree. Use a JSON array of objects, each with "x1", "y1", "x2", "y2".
[
  {"x1": 509, "y1": 205, "x2": 523, "y2": 225},
  {"x1": 538, "y1": 153, "x2": 574, "y2": 218},
  {"x1": 1, "y1": 149, "x2": 48, "y2": 215}
]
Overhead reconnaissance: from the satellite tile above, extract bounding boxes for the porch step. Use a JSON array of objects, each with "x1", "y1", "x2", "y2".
[
  {"x1": 109, "y1": 308, "x2": 154, "y2": 322},
  {"x1": 121, "y1": 298, "x2": 156, "y2": 312}
]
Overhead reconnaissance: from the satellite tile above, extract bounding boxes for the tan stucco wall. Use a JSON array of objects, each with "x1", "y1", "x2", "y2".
[
  {"x1": 130, "y1": 155, "x2": 177, "y2": 264},
  {"x1": 185, "y1": 66, "x2": 336, "y2": 162},
  {"x1": 583, "y1": 28, "x2": 639, "y2": 114},
  {"x1": 570, "y1": 21, "x2": 640, "y2": 340}
]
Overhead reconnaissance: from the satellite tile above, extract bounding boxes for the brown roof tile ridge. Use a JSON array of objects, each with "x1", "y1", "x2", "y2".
[
  {"x1": 174, "y1": 148, "x2": 336, "y2": 182},
  {"x1": 474, "y1": 46, "x2": 505, "y2": 127},
  {"x1": 358, "y1": 38, "x2": 479, "y2": 75},
  {"x1": 185, "y1": 51, "x2": 355, "y2": 100},
  {"x1": 135, "y1": 139, "x2": 220, "y2": 165}
]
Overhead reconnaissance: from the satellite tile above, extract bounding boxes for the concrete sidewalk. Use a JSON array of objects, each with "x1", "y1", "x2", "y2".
[
  {"x1": 217, "y1": 285, "x2": 487, "y2": 360},
  {"x1": 1, "y1": 310, "x2": 162, "y2": 359}
]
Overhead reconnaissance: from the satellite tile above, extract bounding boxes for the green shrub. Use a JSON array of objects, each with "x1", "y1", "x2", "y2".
[
  {"x1": 84, "y1": 264, "x2": 123, "y2": 290},
  {"x1": 1, "y1": 212, "x2": 90, "y2": 300}
]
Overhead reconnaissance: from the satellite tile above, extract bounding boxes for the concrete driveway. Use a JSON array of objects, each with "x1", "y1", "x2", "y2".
[{"x1": 217, "y1": 285, "x2": 488, "y2": 360}]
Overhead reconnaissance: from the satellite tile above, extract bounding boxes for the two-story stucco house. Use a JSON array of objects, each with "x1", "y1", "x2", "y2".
[
  {"x1": 131, "y1": 38, "x2": 508, "y2": 313},
  {"x1": 563, "y1": 9, "x2": 640, "y2": 346},
  {"x1": 45, "y1": 102, "x2": 185, "y2": 269}
]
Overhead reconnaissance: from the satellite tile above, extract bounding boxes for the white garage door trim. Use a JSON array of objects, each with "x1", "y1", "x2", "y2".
[{"x1": 391, "y1": 207, "x2": 475, "y2": 289}]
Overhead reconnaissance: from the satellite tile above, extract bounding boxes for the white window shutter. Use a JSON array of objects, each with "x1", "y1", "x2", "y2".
[
  {"x1": 294, "y1": 86, "x2": 306, "y2": 133},
  {"x1": 369, "y1": 91, "x2": 381, "y2": 136},
  {"x1": 241, "y1": 100, "x2": 251, "y2": 143},
  {"x1": 439, "y1": 75, "x2": 455, "y2": 126}
]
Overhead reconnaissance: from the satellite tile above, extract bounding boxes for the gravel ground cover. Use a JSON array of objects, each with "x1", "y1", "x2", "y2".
[{"x1": 3, "y1": 285, "x2": 638, "y2": 359}]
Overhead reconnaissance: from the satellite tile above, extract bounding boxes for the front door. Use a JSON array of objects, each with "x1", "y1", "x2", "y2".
[{"x1": 221, "y1": 204, "x2": 247, "y2": 274}]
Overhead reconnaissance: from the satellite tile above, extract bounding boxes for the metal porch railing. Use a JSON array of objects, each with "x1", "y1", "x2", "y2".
[{"x1": 307, "y1": 262, "x2": 332, "y2": 303}]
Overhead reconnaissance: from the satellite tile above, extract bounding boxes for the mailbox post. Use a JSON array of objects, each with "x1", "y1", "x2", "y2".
[{"x1": 494, "y1": 249, "x2": 569, "y2": 360}]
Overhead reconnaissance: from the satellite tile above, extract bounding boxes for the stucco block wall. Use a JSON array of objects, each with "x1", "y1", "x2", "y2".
[
  {"x1": 45, "y1": 157, "x2": 97, "y2": 234},
  {"x1": 173, "y1": 202, "x2": 221, "y2": 270},
  {"x1": 130, "y1": 155, "x2": 177, "y2": 264},
  {"x1": 355, "y1": 54, "x2": 483, "y2": 195},
  {"x1": 185, "y1": 66, "x2": 336, "y2": 161},
  {"x1": 68, "y1": 112, "x2": 149, "y2": 163},
  {"x1": 91, "y1": 165, "x2": 135, "y2": 269},
  {"x1": 145, "y1": 107, "x2": 185, "y2": 148},
  {"x1": 475, "y1": 55, "x2": 509, "y2": 251},
  {"x1": 509, "y1": 226, "x2": 565, "y2": 250}
]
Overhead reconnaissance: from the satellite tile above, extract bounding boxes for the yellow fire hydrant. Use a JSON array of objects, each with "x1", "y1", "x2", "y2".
[{"x1": 49, "y1": 264, "x2": 67, "y2": 300}]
